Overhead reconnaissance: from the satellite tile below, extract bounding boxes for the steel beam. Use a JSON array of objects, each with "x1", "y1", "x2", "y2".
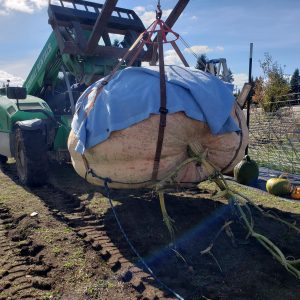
[
  {"x1": 164, "y1": 0, "x2": 190, "y2": 29},
  {"x1": 86, "y1": 0, "x2": 118, "y2": 54}
]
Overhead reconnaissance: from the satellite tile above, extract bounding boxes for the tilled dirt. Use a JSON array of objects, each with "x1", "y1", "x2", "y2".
[
  {"x1": 0, "y1": 163, "x2": 139, "y2": 300},
  {"x1": 0, "y1": 207, "x2": 51, "y2": 299},
  {"x1": 1, "y1": 162, "x2": 300, "y2": 300}
]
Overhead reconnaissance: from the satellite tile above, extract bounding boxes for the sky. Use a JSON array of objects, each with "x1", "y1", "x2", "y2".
[{"x1": 0, "y1": 0, "x2": 299, "y2": 89}]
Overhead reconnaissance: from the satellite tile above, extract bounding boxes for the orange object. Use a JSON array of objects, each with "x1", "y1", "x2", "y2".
[
  {"x1": 68, "y1": 103, "x2": 248, "y2": 189},
  {"x1": 291, "y1": 187, "x2": 300, "y2": 200}
]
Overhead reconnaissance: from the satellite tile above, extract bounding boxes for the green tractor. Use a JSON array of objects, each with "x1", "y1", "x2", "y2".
[
  {"x1": 0, "y1": 86, "x2": 54, "y2": 186},
  {"x1": 0, "y1": 0, "x2": 189, "y2": 187},
  {"x1": 0, "y1": 0, "x2": 154, "y2": 186}
]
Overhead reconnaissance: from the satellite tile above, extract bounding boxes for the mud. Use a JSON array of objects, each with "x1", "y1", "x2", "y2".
[{"x1": 1, "y1": 162, "x2": 300, "y2": 300}]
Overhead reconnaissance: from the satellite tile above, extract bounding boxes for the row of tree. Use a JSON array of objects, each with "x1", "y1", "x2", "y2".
[
  {"x1": 252, "y1": 53, "x2": 299, "y2": 111},
  {"x1": 195, "y1": 53, "x2": 299, "y2": 112}
]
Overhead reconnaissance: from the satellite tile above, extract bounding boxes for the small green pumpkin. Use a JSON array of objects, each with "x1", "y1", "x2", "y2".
[
  {"x1": 266, "y1": 175, "x2": 293, "y2": 196},
  {"x1": 234, "y1": 155, "x2": 259, "y2": 185}
]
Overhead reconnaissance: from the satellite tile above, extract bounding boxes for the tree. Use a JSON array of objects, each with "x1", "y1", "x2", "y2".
[
  {"x1": 227, "y1": 68, "x2": 234, "y2": 83},
  {"x1": 290, "y1": 68, "x2": 299, "y2": 95},
  {"x1": 259, "y1": 53, "x2": 290, "y2": 112},
  {"x1": 252, "y1": 76, "x2": 264, "y2": 105},
  {"x1": 195, "y1": 54, "x2": 208, "y2": 71}
]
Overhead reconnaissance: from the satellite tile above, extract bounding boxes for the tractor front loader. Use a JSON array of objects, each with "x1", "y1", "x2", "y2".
[{"x1": 0, "y1": 0, "x2": 188, "y2": 186}]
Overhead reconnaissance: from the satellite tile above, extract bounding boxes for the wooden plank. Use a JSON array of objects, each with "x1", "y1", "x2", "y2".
[{"x1": 237, "y1": 83, "x2": 252, "y2": 108}]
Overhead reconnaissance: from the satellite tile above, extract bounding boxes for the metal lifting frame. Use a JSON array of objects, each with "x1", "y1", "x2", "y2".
[
  {"x1": 48, "y1": 0, "x2": 148, "y2": 59},
  {"x1": 78, "y1": 0, "x2": 191, "y2": 181}
]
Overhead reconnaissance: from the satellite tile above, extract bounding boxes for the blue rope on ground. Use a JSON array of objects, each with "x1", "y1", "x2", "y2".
[{"x1": 103, "y1": 180, "x2": 185, "y2": 300}]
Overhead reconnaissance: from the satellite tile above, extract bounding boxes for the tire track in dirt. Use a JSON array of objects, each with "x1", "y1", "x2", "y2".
[
  {"x1": 5, "y1": 162, "x2": 300, "y2": 299},
  {"x1": 27, "y1": 184, "x2": 172, "y2": 300},
  {"x1": 0, "y1": 206, "x2": 52, "y2": 300},
  {"x1": 1, "y1": 163, "x2": 172, "y2": 299}
]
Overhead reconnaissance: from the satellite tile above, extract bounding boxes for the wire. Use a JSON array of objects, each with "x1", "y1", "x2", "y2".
[
  {"x1": 103, "y1": 180, "x2": 185, "y2": 300},
  {"x1": 179, "y1": 36, "x2": 207, "y2": 69},
  {"x1": 179, "y1": 36, "x2": 198, "y2": 60}
]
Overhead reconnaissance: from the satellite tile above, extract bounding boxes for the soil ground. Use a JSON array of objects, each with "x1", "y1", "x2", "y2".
[{"x1": 0, "y1": 161, "x2": 300, "y2": 300}]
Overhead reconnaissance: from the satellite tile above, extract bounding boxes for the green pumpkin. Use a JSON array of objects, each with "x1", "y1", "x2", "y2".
[
  {"x1": 234, "y1": 155, "x2": 259, "y2": 185},
  {"x1": 266, "y1": 176, "x2": 293, "y2": 196}
]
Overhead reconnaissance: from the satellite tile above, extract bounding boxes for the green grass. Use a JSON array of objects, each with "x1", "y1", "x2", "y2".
[
  {"x1": 199, "y1": 179, "x2": 300, "y2": 214},
  {"x1": 85, "y1": 279, "x2": 116, "y2": 298},
  {"x1": 63, "y1": 249, "x2": 85, "y2": 270},
  {"x1": 52, "y1": 246, "x2": 63, "y2": 256}
]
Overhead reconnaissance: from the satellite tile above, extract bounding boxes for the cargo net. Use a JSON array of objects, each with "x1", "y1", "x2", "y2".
[{"x1": 248, "y1": 94, "x2": 300, "y2": 175}]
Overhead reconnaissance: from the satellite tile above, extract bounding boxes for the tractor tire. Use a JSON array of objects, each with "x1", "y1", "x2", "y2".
[
  {"x1": 15, "y1": 127, "x2": 48, "y2": 187},
  {"x1": 0, "y1": 154, "x2": 8, "y2": 164}
]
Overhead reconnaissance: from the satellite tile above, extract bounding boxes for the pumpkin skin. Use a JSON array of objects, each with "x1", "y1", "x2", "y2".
[
  {"x1": 234, "y1": 155, "x2": 259, "y2": 185},
  {"x1": 291, "y1": 187, "x2": 300, "y2": 200},
  {"x1": 266, "y1": 178, "x2": 293, "y2": 196}
]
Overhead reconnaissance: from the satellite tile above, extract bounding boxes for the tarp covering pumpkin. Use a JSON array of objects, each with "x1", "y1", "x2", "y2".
[{"x1": 68, "y1": 65, "x2": 248, "y2": 188}]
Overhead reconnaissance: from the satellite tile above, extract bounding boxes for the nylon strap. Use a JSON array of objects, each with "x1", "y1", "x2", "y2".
[
  {"x1": 151, "y1": 32, "x2": 168, "y2": 181},
  {"x1": 78, "y1": 20, "x2": 169, "y2": 182}
]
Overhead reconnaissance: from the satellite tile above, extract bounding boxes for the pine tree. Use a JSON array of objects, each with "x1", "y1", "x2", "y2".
[
  {"x1": 195, "y1": 54, "x2": 208, "y2": 71},
  {"x1": 290, "y1": 68, "x2": 299, "y2": 94},
  {"x1": 227, "y1": 68, "x2": 234, "y2": 83}
]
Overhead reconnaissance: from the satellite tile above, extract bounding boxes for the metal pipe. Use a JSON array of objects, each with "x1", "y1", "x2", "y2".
[{"x1": 245, "y1": 42, "x2": 253, "y2": 155}]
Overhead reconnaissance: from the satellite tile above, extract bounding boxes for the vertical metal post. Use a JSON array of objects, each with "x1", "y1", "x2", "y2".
[{"x1": 245, "y1": 42, "x2": 253, "y2": 155}]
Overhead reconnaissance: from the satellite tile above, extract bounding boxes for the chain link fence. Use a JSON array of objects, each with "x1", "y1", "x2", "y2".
[{"x1": 248, "y1": 93, "x2": 300, "y2": 175}]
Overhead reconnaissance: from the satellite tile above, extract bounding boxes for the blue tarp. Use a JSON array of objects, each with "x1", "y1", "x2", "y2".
[{"x1": 72, "y1": 65, "x2": 239, "y2": 154}]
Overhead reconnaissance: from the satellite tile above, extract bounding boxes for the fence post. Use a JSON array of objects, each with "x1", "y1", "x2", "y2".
[{"x1": 245, "y1": 42, "x2": 253, "y2": 155}]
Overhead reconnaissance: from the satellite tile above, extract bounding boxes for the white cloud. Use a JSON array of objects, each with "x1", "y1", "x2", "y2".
[
  {"x1": 0, "y1": 0, "x2": 47, "y2": 14},
  {"x1": 133, "y1": 6, "x2": 146, "y2": 14},
  {"x1": 0, "y1": 53, "x2": 39, "y2": 80},
  {"x1": 233, "y1": 73, "x2": 248, "y2": 90},
  {"x1": 164, "y1": 49, "x2": 184, "y2": 66},
  {"x1": 163, "y1": 44, "x2": 225, "y2": 66},
  {"x1": 142, "y1": 49, "x2": 185, "y2": 66},
  {"x1": 184, "y1": 45, "x2": 224, "y2": 55},
  {"x1": 0, "y1": 9, "x2": 8, "y2": 16},
  {"x1": 184, "y1": 45, "x2": 213, "y2": 55},
  {"x1": 215, "y1": 46, "x2": 224, "y2": 52},
  {"x1": 191, "y1": 15, "x2": 198, "y2": 20},
  {"x1": 133, "y1": 6, "x2": 172, "y2": 27},
  {"x1": 0, "y1": 70, "x2": 24, "y2": 87}
]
